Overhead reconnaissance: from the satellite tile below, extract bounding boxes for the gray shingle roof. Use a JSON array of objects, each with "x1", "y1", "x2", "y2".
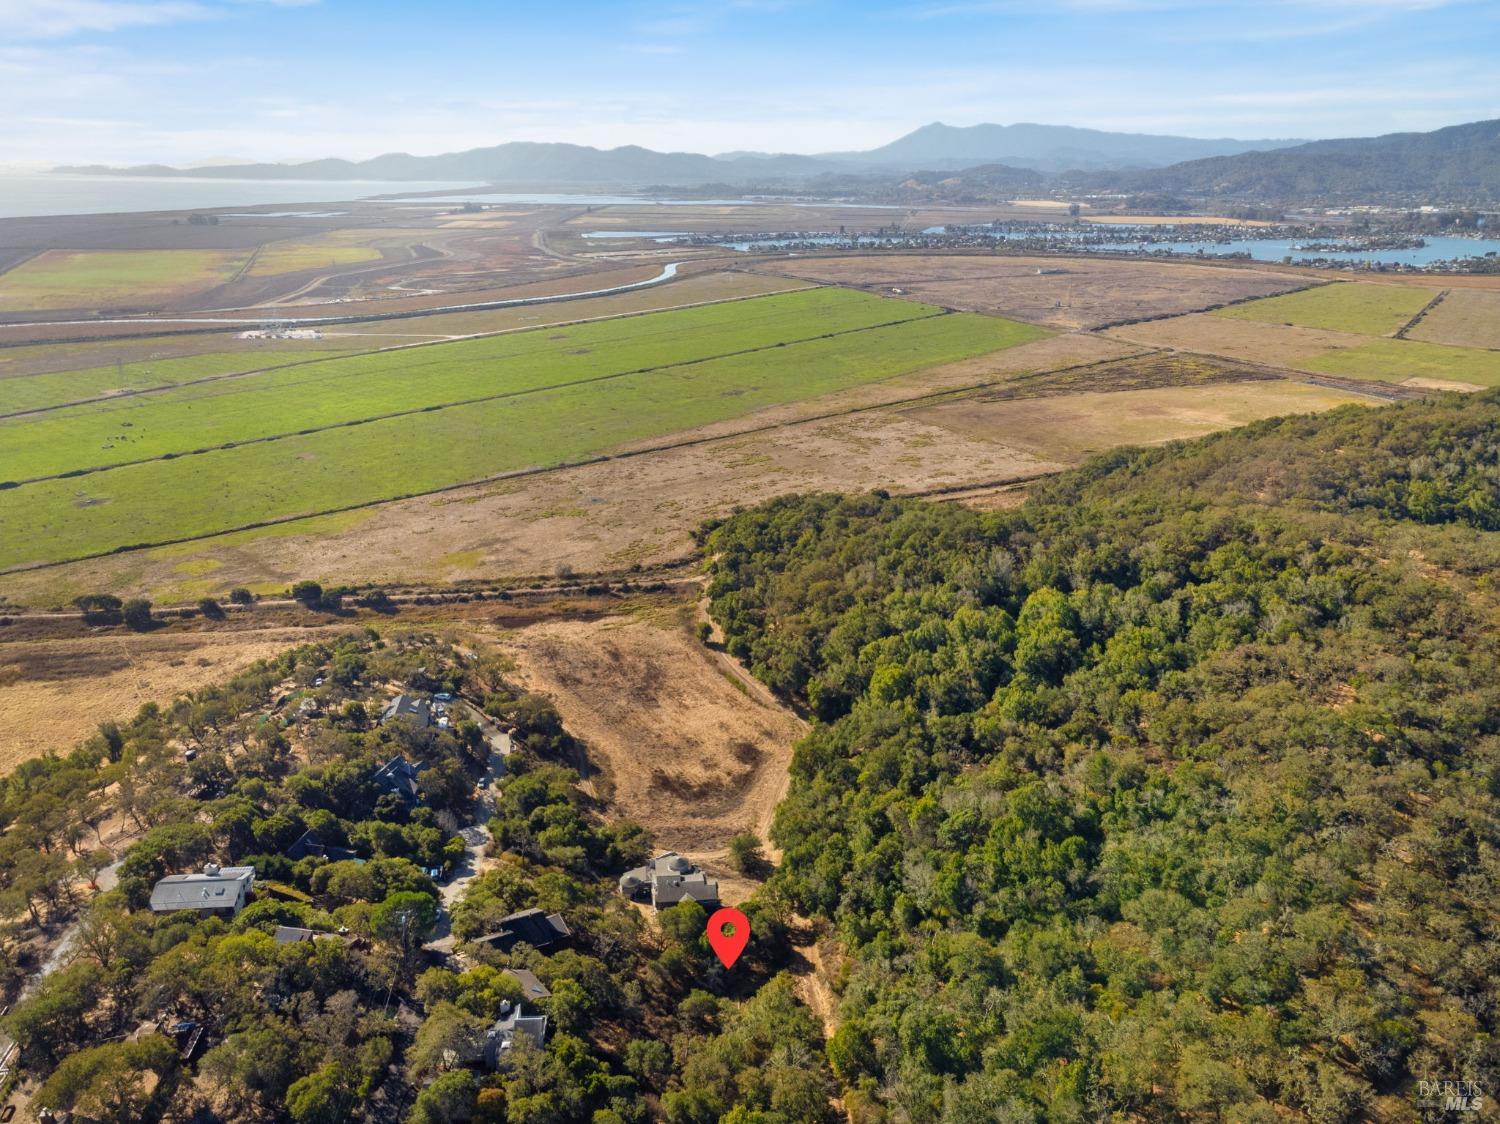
[
  {"x1": 372, "y1": 756, "x2": 426, "y2": 803},
  {"x1": 503, "y1": 967, "x2": 551, "y2": 1000},
  {"x1": 618, "y1": 851, "x2": 720, "y2": 910},
  {"x1": 380, "y1": 694, "x2": 432, "y2": 728},
  {"x1": 484, "y1": 1002, "x2": 547, "y2": 1067},
  {"x1": 149, "y1": 865, "x2": 255, "y2": 913}
]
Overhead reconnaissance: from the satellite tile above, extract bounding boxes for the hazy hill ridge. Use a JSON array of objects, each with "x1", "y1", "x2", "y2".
[
  {"x1": 55, "y1": 121, "x2": 1304, "y2": 184},
  {"x1": 56, "y1": 118, "x2": 1498, "y2": 202},
  {"x1": 1081, "y1": 117, "x2": 1500, "y2": 200}
]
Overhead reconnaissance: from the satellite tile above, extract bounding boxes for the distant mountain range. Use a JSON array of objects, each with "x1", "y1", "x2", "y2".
[
  {"x1": 826, "y1": 121, "x2": 1303, "y2": 172},
  {"x1": 55, "y1": 118, "x2": 1499, "y2": 204},
  {"x1": 55, "y1": 121, "x2": 1301, "y2": 185}
]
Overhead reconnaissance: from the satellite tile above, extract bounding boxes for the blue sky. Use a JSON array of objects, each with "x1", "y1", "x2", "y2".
[{"x1": 2, "y1": 0, "x2": 1497, "y2": 166}]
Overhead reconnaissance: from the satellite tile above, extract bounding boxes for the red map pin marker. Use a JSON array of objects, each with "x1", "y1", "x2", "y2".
[{"x1": 706, "y1": 907, "x2": 750, "y2": 968}]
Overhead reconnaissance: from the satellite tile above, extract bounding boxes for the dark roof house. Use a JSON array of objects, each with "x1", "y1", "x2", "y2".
[
  {"x1": 149, "y1": 863, "x2": 255, "y2": 915},
  {"x1": 380, "y1": 693, "x2": 432, "y2": 728},
  {"x1": 274, "y1": 925, "x2": 369, "y2": 950},
  {"x1": 483, "y1": 1001, "x2": 547, "y2": 1068},
  {"x1": 618, "y1": 852, "x2": 720, "y2": 911},
  {"x1": 285, "y1": 829, "x2": 361, "y2": 863},
  {"x1": 474, "y1": 908, "x2": 571, "y2": 953},
  {"x1": 372, "y1": 756, "x2": 427, "y2": 804}
]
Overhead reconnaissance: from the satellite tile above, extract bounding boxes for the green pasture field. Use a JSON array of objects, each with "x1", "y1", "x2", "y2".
[
  {"x1": 247, "y1": 237, "x2": 384, "y2": 277},
  {"x1": 0, "y1": 306, "x2": 1045, "y2": 568},
  {"x1": 0, "y1": 348, "x2": 363, "y2": 415},
  {"x1": 348, "y1": 271, "x2": 808, "y2": 338},
  {"x1": 1301, "y1": 337, "x2": 1500, "y2": 387},
  {"x1": 0, "y1": 288, "x2": 952, "y2": 481},
  {"x1": 0, "y1": 249, "x2": 249, "y2": 310},
  {"x1": 1214, "y1": 282, "x2": 1438, "y2": 336}
]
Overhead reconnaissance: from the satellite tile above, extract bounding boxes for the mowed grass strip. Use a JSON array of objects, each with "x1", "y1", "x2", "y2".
[
  {"x1": 0, "y1": 288, "x2": 940, "y2": 481},
  {"x1": 1301, "y1": 338, "x2": 1500, "y2": 386},
  {"x1": 0, "y1": 250, "x2": 248, "y2": 311},
  {"x1": 1214, "y1": 282, "x2": 1438, "y2": 336},
  {"x1": 0, "y1": 312, "x2": 1044, "y2": 568},
  {"x1": 0, "y1": 349, "x2": 363, "y2": 415}
]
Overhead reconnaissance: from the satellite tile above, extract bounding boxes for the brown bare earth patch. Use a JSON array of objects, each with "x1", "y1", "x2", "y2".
[
  {"x1": 757, "y1": 254, "x2": 1310, "y2": 329},
  {"x1": 974, "y1": 351, "x2": 1281, "y2": 400},
  {"x1": 499, "y1": 613, "x2": 804, "y2": 853},
  {"x1": 907, "y1": 381, "x2": 1370, "y2": 462},
  {"x1": 1399, "y1": 377, "x2": 1485, "y2": 393},
  {"x1": 0, "y1": 624, "x2": 344, "y2": 771},
  {"x1": 1104, "y1": 312, "x2": 1370, "y2": 369}
]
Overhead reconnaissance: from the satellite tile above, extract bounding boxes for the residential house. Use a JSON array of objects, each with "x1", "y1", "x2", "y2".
[
  {"x1": 380, "y1": 693, "x2": 432, "y2": 728},
  {"x1": 274, "y1": 925, "x2": 334, "y2": 945},
  {"x1": 483, "y1": 1000, "x2": 547, "y2": 1068},
  {"x1": 285, "y1": 829, "x2": 362, "y2": 863},
  {"x1": 372, "y1": 756, "x2": 427, "y2": 804},
  {"x1": 129, "y1": 1016, "x2": 209, "y2": 1063},
  {"x1": 618, "y1": 852, "x2": 720, "y2": 911},
  {"x1": 274, "y1": 925, "x2": 370, "y2": 950},
  {"x1": 149, "y1": 863, "x2": 255, "y2": 916},
  {"x1": 502, "y1": 967, "x2": 551, "y2": 1001},
  {"x1": 473, "y1": 908, "x2": 570, "y2": 953}
]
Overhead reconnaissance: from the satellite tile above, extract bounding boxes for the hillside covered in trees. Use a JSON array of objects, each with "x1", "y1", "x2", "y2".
[{"x1": 705, "y1": 390, "x2": 1500, "y2": 1121}]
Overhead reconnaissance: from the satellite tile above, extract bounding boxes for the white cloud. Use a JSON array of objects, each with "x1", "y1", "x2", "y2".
[
  {"x1": 0, "y1": 0, "x2": 316, "y2": 38},
  {"x1": 0, "y1": 0, "x2": 209, "y2": 37}
]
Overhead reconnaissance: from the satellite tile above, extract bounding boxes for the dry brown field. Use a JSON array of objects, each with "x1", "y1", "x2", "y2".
[
  {"x1": 1083, "y1": 215, "x2": 1278, "y2": 226},
  {"x1": 499, "y1": 610, "x2": 804, "y2": 855},
  {"x1": 756, "y1": 254, "x2": 1311, "y2": 329},
  {"x1": 906, "y1": 381, "x2": 1369, "y2": 461},
  {"x1": 1104, "y1": 312, "x2": 1369, "y2": 368},
  {"x1": 1405, "y1": 289, "x2": 1500, "y2": 350},
  {"x1": 0, "y1": 623, "x2": 347, "y2": 769}
]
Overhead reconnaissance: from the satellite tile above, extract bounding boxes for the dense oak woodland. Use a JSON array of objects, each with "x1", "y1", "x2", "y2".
[
  {"x1": 0, "y1": 632, "x2": 829, "y2": 1122},
  {"x1": 705, "y1": 390, "x2": 1500, "y2": 1122}
]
